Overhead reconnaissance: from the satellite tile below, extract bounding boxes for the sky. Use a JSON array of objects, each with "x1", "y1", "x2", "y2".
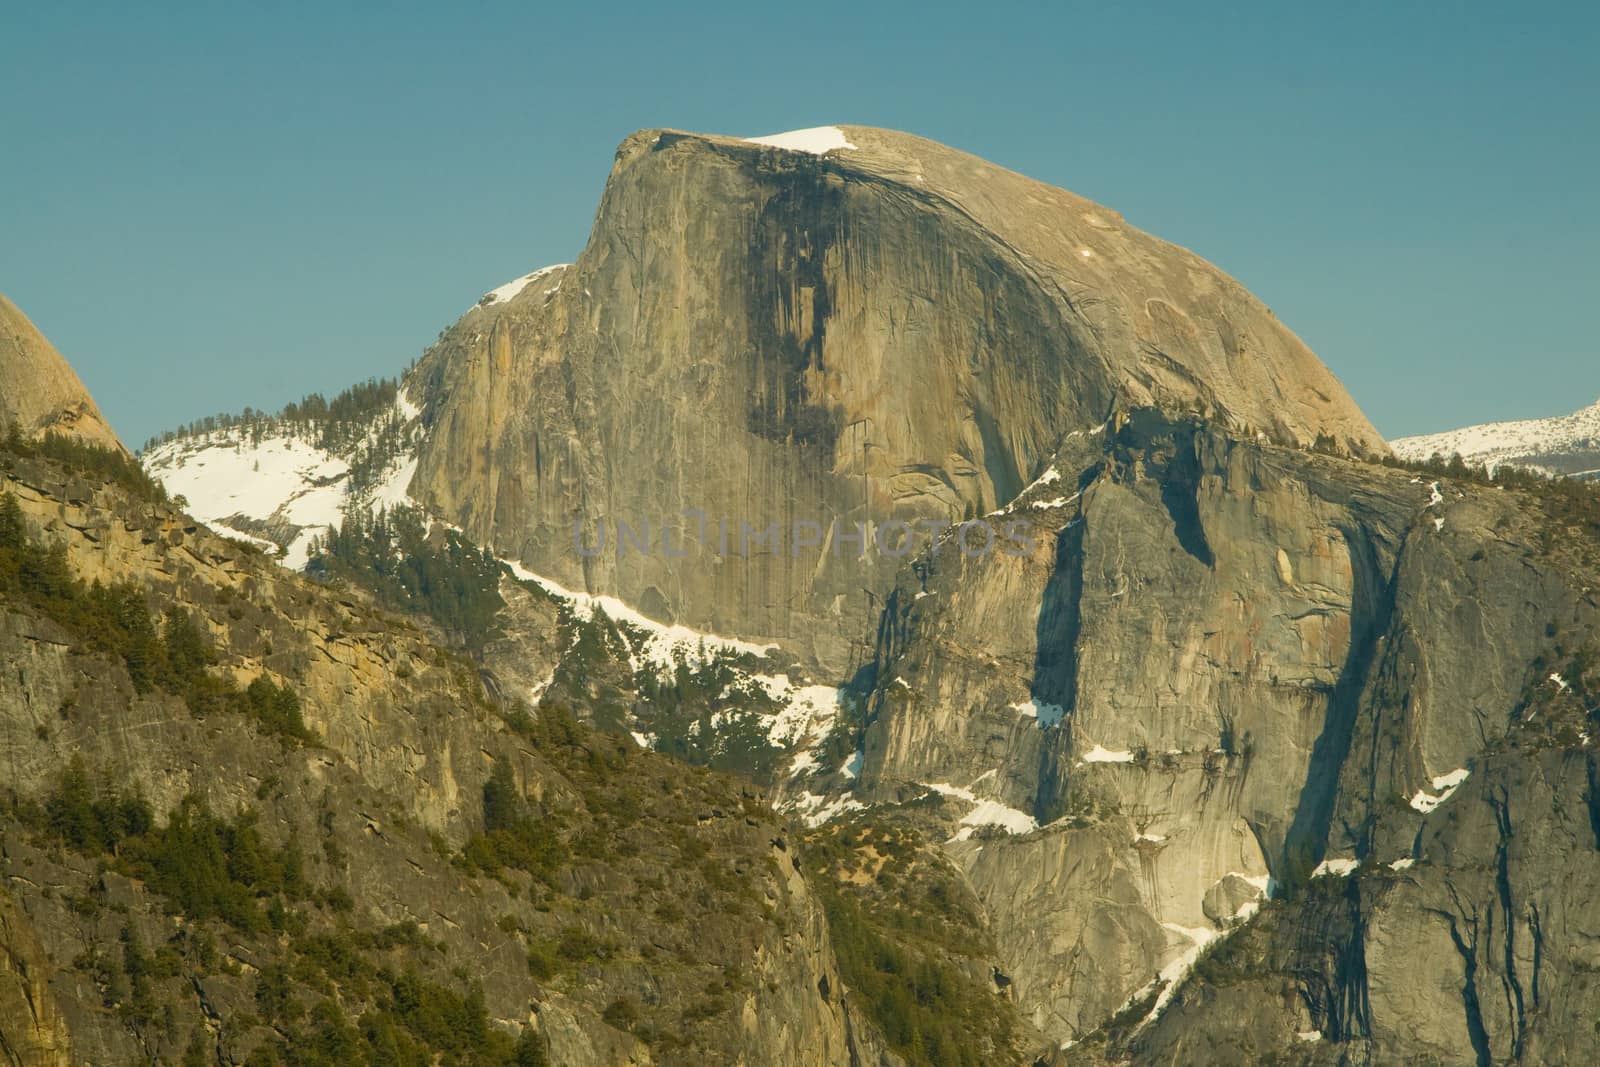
[{"x1": 3, "y1": 1, "x2": 1596, "y2": 448}]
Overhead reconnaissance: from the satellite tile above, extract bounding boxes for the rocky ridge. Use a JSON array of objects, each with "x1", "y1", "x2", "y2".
[{"x1": 831, "y1": 409, "x2": 1600, "y2": 1061}]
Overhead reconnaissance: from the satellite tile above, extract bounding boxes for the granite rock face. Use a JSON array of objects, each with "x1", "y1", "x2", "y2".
[
  {"x1": 410, "y1": 127, "x2": 1384, "y2": 673},
  {"x1": 0, "y1": 294, "x2": 122, "y2": 450},
  {"x1": 1122, "y1": 745, "x2": 1600, "y2": 1066},
  {"x1": 841, "y1": 410, "x2": 1600, "y2": 1060}
]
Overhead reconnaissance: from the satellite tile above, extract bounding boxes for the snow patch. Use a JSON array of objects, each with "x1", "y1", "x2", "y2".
[
  {"x1": 370, "y1": 455, "x2": 419, "y2": 512},
  {"x1": 743, "y1": 126, "x2": 857, "y2": 154},
  {"x1": 1391, "y1": 396, "x2": 1600, "y2": 472},
  {"x1": 146, "y1": 434, "x2": 349, "y2": 529},
  {"x1": 927, "y1": 781, "x2": 1039, "y2": 839},
  {"x1": 527, "y1": 668, "x2": 555, "y2": 705},
  {"x1": 143, "y1": 386, "x2": 425, "y2": 571},
  {"x1": 1064, "y1": 421, "x2": 1109, "y2": 440},
  {"x1": 788, "y1": 750, "x2": 820, "y2": 777},
  {"x1": 1079, "y1": 743, "x2": 1134, "y2": 764},
  {"x1": 1389, "y1": 857, "x2": 1415, "y2": 871},
  {"x1": 1029, "y1": 467, "x2": 1062, "y2": 489},
  {"x1": 1312, "y1": 858, "x2": 1359, "y2": 878},
  {"x1": 757, "y1": 680, "x2": 842, "y2": 745},
  {"x1": 793, "y1": 792, "x2": 865, "y2": 828},
  {"x1": 502, "y1": 559, "x2": 775, "y2": 673},
  {"x1": 1148, "y1": 923, "x2": 1221, "y2": 1021},
  {"x1": 1410, "y1": 768, "x2": 1470, "y2": 813},
  {"x1": 477, "y1": 264, "x2": 568, "y2": 308},
  {"x1": 1010, "y1": 697, "x2": 1065, "y2": 728}
]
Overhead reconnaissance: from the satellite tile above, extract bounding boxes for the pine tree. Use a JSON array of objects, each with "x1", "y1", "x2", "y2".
[{"x1": 0, "y1": 492, "x2": 24, "y2": 550}]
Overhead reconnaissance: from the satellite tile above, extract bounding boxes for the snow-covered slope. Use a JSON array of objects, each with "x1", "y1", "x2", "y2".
[
  {"x1": 142, "y1": 374, "x2": 860, "y2": 813},
  {"x1": 1390, "y1": 397, "x2": 1600, "y2": 477},
  {"x1": 142, "y1": 390, "x2": 422, "y2": 567},
  {"x1": 472, "y1": 263, "x2": 569, "y2": 310}
]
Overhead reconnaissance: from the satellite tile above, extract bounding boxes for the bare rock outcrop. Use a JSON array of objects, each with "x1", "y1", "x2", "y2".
[
  {"x1": 842, "y1": 409, "x2": 1600, "y2": 1060},
  {"x1": 0, "y1": 294, "x2": 122, "y2": 450},
  {"x1": 0, "y1": 454, "x2": 881, "y2": 1066},
  {"x1": 410, "y1": 127, "x2": 1384, "y2": 672}
]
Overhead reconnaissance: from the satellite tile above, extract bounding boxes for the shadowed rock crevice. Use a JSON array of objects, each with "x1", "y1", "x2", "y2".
[
  {"x1": 1282, "y1": 523, "x2": 1401, "y2": 886},
  {"x1": 1488, "y1": 786, "x2": 1528, "y2": 1059},
  {"x1": 1156, "y1": 433, "x2": 1215, "y2": 568},
  {"x1": 746, "y1": 158, "x2": 845, "y2": 452},
  {"x1": 1292, "y1": 879, "x2": 1372, "y2": 1043},
  {"x1": 1586, "y1": 756, "x2": 1600, "y2": 850},
  {"x1": 974, "y1": 403, "x2": 1024, "y2": 514},
  {"x1": 1438, "y1": 903, "x2": 1494, "y2": 1067},
  {"x1": 1103, "y1": 410, "x2": 1217, "y2": 567},
  {"x1": 1032, "y1": 516, "x2": 1086, "y2": 822}
]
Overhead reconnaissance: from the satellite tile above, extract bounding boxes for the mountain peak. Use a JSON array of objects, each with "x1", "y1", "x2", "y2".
[
  {"x1": 610, "y1": 125, "x2": 1385, "y2": 455},
  {"x1": 405, "y1": 123, "x2": 1390, "y2": 668},
  {"x1": 0, "y1": 293, "x2": 123, "y2": 451}
]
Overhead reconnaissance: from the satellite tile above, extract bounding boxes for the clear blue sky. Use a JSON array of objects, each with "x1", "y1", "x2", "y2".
[{"x1": 3, "y1": 1, "x2": 1595, "y2": 447}]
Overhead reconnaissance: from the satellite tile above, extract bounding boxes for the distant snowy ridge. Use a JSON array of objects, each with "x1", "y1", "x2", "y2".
[{"x1": 1391, "y1": 396, "x2": 1600, "y2": 477}]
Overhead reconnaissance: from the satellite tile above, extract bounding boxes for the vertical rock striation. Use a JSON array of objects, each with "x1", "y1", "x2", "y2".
[{"x1": 410, "y1": 127, "x2": 1384, "y2": 672}]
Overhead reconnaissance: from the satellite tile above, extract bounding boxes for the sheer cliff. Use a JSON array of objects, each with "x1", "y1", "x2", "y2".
[
  {"x1": 408, "y1": 127, "x2": 1384, "y2": 671},
  {"x1": 835, "y1": 412, "x2": 1600, "y2": 1062}
]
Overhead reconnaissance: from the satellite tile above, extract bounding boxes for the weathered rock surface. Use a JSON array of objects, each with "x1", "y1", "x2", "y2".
[
  {"x1": 1117, "y1": 745, "x2": 1600, "y2": 1066},
  {"x1": 0, "y1": 454, "x2": 893, "y2": 1066},
  {"x1": 0, "y1": 294, "x2": 122, "y2": 450},
  {"x1": 409, "y1": 127, "x2": 1384, "y2": 673},
  {"x1": 833, "y1": 410, "x2": 1600, "y2": 1061}
]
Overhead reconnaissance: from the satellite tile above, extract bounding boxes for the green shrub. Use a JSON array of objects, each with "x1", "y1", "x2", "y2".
[
  {"x1": 4, "y1": 425, "x2": 168, "y2": 502},
  {"x1": 35, "y1": 763, "x2": 306, "y2": 934},
  {"x1": 0, "y1": 499, "x2": 313, "y2": 743},
  {"x1": 602, "y1": 996, "x2": 639, "y2": 1031}
]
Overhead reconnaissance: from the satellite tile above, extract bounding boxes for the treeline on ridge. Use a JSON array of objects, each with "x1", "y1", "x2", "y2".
[{"x1": 140, "y1": 375, "x2": 406, "y2": 456}]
